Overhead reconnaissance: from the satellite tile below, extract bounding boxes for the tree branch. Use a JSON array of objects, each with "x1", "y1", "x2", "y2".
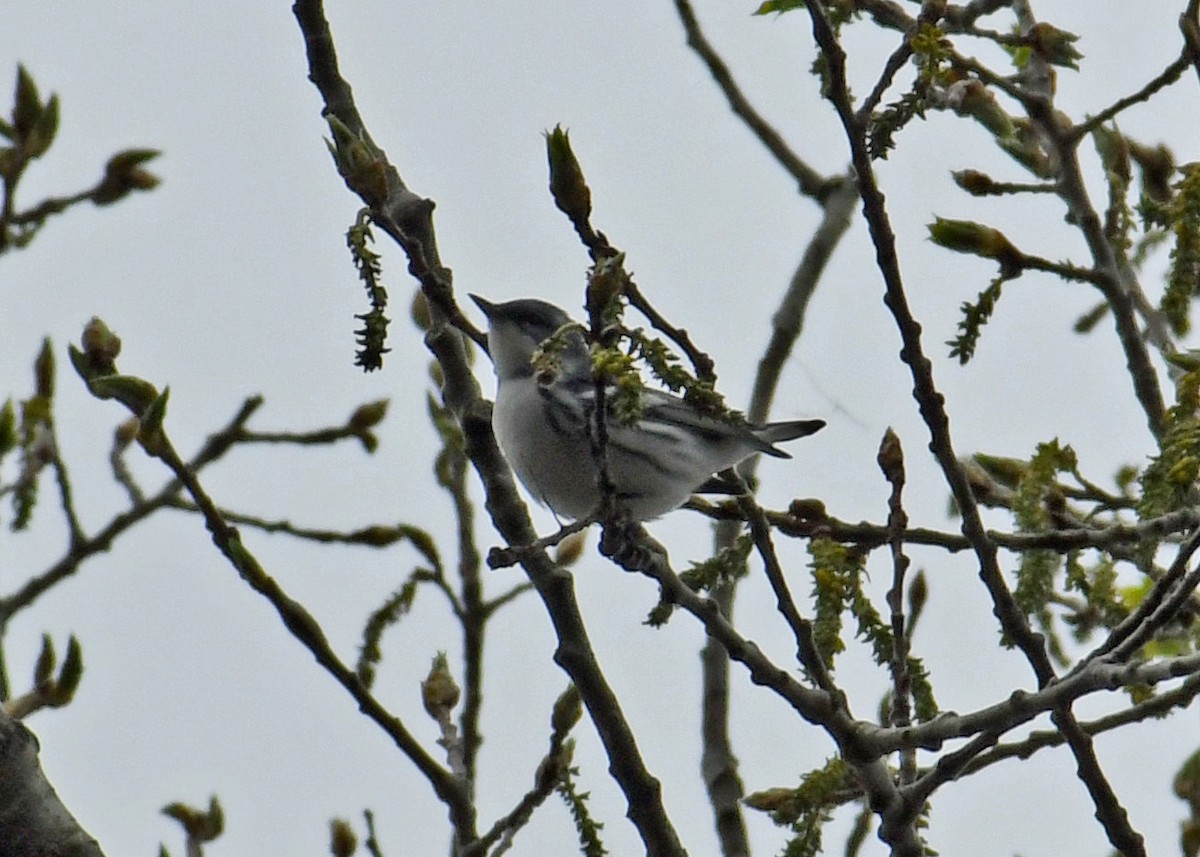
[
  {"x1": 292, "y1": 4, "x2": 689, "y2": 851},
  {"x1": 671, "y1": 0, "x2": 835, "y2": 200}
]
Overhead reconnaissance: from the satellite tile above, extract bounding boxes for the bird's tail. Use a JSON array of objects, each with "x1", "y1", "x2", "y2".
[{"x1": 754, "y1": 419, "x2": 826, "y2": 457}]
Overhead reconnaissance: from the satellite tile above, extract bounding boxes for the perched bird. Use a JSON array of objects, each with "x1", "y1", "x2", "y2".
[{"x1": 471, "y1": 295, "x2": 824, "y2": 521}]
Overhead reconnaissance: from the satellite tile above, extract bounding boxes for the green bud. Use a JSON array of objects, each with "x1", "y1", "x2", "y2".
[
  {"x1": 48, "y1": 636, "x2": 83, "y2": 707},
  {"x1": 33, "y1": 633, "x2": 56, "y2": 689},
  {"x1": 951, "y1": 169, "x2": 1000, "y2": 197},
  {"x1": 947, "y1": 79, "x2": 1013, "y2": 139},
  {"x1": 1174, "y1": 749, "x2": 1200, "y2": 806},
  {"x1": 34, "y1": 338, "x2": 54, "y2": 400},
  {"x1": 421, "y1": 652, "x2": 460, "y2": 718},
  {"x1": 330, "y1": 819, "x2": 358, "y2": 857},
  {"x1": 787, "y1": 497, "x2": 827, "y2": 521},
  {"x1": 972, "y1": 452, "x2": 1028, "y2": 488},
  {"x1": 80, "y1": 316, "x2": 122, "y2": 373},
  {"x1": 551, "y1": 684, "x2": 582, "y2": 734},
  {"x1": 997, "y1": 120, "x2": 1056, "y2": 178},
  {"x1": 1167, "y1": 455, "x2": 1199, "y2": 487},
  {"x1": 907, "y1": 570, "x2": 928, "y2": 627},
  {"x1": 1092, "y1": 125, "x2": 1130, "y2": 183},
  {"x1": 162, "y1": 796, "x2": 224, "y2": 842},
  {"x1": 1026, "y1": 22, "x2": 1083, "y2": 70},
  {"x1": 545, "y1": 124, "x2": 592, "y2": 225},
  {"x1": 12, "y1": 65, "x2": 42, "y2": 139},
  {"x1": 927, "y1": 217, "x2": 1023, "y2": 273},
  {"x1": 553, "y1": 529, "x2": 587, "y2": 568},
  {"x1": 348, "y1": 399, "x2": 389, "y2": 432},
  {"x1": 744, "y1": 787, "x2": 797, "y2": 813},
  {"x1": 87, "y1": 374, "x2": 160, "y2": 415},
  {"x1": 1129, "y1": 139, "x2": 1175, "y2": 203},
  {"x1": 94, "y1": 149, "x2": 161, "y2": 205},
  {"x1": 326, "y1": 115, "x2": 388, "y2": 204},
  {"x1": 410, "y1": 289, "x2": 431, "y2": 331},
  {"x1": 1166, "y1": 350, "x2": 1200, "y2": 372},
  {"x1": 876, "y1": 427, "x2": 904, "y2": 482},
  {"x1": 351, "y1": 525, "x2": 402, "y2": 547},
  {"x1": 428, "y1": 359, "x2": 446, "y2": 389},
  {"x1": 24, "y1": 93, "x2": 59, "y2": 159},
  {"x1": 114, "y1": 416, "x2": 140, "y2": 450}
]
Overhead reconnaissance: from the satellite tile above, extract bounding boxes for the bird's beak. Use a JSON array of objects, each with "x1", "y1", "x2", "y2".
[{"x1": 469, "y1": 294, "x2": 495, "y2": 318}]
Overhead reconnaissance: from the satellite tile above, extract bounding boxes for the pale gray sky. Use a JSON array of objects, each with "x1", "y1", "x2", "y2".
[{"x1": 2, "y1": 2, "x2": 1197, "y2": 855}]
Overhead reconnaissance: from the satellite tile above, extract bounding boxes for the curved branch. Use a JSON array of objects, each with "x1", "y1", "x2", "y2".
[{"x1": 672, "y1": 0, "x2": 836, "y2": 201}]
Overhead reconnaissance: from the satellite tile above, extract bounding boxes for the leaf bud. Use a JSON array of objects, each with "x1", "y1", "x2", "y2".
[
  {"x1": 551, "y1": 684, "x2": 582, "y2": 734},
  {"x1": 1026, "y1": 22, "x2": 1083, "y2": 70},
  {"x1": 421, "y1": 652, "x2": 460, "y2": 718},
  {"x1": 348, "y1": 399, "x2": 389, "y2": 432},
  {"x1": 94, "y1": 149, "x2": 161, "y2": 205},
  {"x1": 545, "y1": 124, "x2": 592, "y2": 225},
  {"x1": 951, "y1": 169, "x2": 1000, "y2": 197},
  {"x1": 946, "y1": 79, "x2": 1013, "y2": 139},
  {"x1": 80, "y1": 317, "x2": 122, "y2": 373},
  {"x1": 329, "y1": 819, "x2": 358, "y2": 857},
  {"x1": 927, "y1": 217, "x2": 1023, "y2": 274},
  {"x1": 34, "y1": 338, "x2": 55, "y2": 400},
  {"x1": 553, "y1": 529, "x2": 587, "y2": 568}
]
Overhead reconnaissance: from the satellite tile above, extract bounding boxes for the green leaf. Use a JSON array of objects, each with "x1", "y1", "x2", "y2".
[
  {"x1": 34, "y1": 338, "x2": 54, "y2": 400},
  {"x1": 753, "y1": 0, "x2": 805, "y2": 14},
  {"x1": 49, "y1": 636, "x2": 84, "y2": 706},
  {"x1": 33, "y1": 633, "x2": 56, "y2": 687},
  {"x1": 138, "y1": 386, "x2": 171, "y2": 452},
  {"x1": 12, "y1": 65, "x2": 43, "y2": 139},
  {"x1": 24, "y1": 93, "x2": 58, "y2": 159},
  {"x1": 94, "y1": 148, "x2": 162, "y2": 205},
  {"x1": 87, "y1": 374, "x2": 160, "y2": 414},
  {"x1": 1027, "y1": 22, "x2": 1083, "y2": 70}
]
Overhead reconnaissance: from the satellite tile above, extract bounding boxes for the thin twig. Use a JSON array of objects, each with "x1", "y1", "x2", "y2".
[
  {"x1": 960, "y1": 670, "x2": 1200, "y2": 776},
  {"x1": 148, "y1": 427, "x2": 480, "y2": 844},
  {"x1": 0, "y1": 398, "x2": 263, "y2": 624},
  {"x1": 672, "y1": 0, "x2": 834, "y2": 200},
  {"x1": 878, "y1": 430, "x2": 916, "y2": 785},
  {"x1": 689, "y1": 498, "x2": 1200, "y2": 557},
  {"x1": 1068, "y1": 53, "x2": 1192, "y2": 143},
  {"x1": 1093, "y1": 525, "x2": 1200, "y2": 664}
]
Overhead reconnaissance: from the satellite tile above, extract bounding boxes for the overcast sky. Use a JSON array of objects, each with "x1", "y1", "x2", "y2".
[{"x1": 3, "y1": 2, "x2": 1198, "y2": 855}]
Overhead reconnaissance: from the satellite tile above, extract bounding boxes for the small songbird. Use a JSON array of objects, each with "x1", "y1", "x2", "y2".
[{"x1": 471, "y1": 295, "x2": 824, "y2": 521}]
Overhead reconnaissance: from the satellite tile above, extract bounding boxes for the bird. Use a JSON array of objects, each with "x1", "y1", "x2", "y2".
[{"x1": 470, "y1": 294, "x2": 824, "y2": 521}]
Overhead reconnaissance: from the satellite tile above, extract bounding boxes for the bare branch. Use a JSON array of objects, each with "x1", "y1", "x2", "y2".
[
  {"x1": 671, "y1": 0, "x2": 836, "y2": 200},
  {"x1": 293, "y1": 7, "x2": 691, "y2": 851}
]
